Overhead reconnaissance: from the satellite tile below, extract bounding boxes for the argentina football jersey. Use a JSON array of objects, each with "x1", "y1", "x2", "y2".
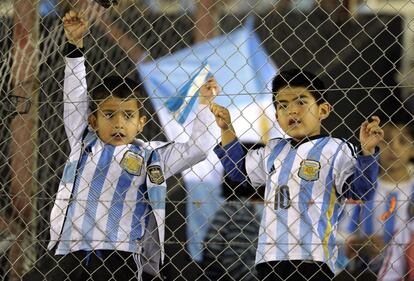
[
  {"x1": 56, "y1": 137, "x2": 150, "y2": 255},
  {"x1": 214, "y1": 135, "x2": 380, "y2": 273}
]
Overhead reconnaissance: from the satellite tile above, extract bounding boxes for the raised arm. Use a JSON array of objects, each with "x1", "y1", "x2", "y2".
[
  {"x1": 211, "y1": 104, "x2": 268, "y2": 186},
  {"x1": 62, "y1": 11, "x2": 89, "y2": 149},
  {"x1": 157, "y1": 77, "x2": 218, "y2": 179},
  {"x1": 339, "y1": 117, "x2": 383, "y2": 200}
]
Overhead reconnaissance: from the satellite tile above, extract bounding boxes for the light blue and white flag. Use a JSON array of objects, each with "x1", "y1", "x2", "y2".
[
  {"x1": 164, "y1": 61, "x2": 211, "y2": 124},
  {"x1": 138, "y1": 18, "x2": 282, "y2": 261}
]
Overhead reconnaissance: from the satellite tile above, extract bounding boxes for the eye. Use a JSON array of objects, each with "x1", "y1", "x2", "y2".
[
  {"x1": 124, "y1": 112, "x2": 135, "y2": 119},
  {"x1": 278, "y1": 103, "x2": 287, "y2": 110},
  {"x1": 297, "y1": 99, "x2": 306, "y2": 105},
  {"x1": 103, "y1": 112, "x2": 114, "y2": 119}
]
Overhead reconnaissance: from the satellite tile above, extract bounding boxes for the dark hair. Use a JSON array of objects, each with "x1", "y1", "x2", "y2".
[
  {"x1": 272, "y1": 69, "x2": 326, "y2": 109},
  {"x1": 222, "y1": 142, "x2": 265, "y2": 201},
  {"x1": 89, "y1": 76, "x2": 144, "y2": 114},
  {"x1": 374, "y1": 106, "x2": 414, "y2": 139}
]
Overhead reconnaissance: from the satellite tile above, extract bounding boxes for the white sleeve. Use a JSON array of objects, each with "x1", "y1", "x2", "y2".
[
  {"x1": 378, "y1": 226, "x2": 410, "y2": 281},
  {"x1": 63, "y1": 56, "x2": 88, "y2": 149},
  {"x1": 245, "y1": 146, "x2": 267, "y2": 187},
  {"x1": 157, "y1": 104, "x2": 216, "y2": 179},
  {"x1": 333, "y1": 141, "x2": 357, "y2": 195}
]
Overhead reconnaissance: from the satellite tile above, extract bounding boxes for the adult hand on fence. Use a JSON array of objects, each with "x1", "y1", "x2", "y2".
[{"x1": 63, "y1": 11, "x2": 89, "y2": 49}]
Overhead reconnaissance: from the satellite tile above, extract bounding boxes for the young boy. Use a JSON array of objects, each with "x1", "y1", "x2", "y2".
[
  {"x1": 339, "y1": 112, "x2": 414, "y2": 277},
  {"x1": 211, "y1": 69, "x2": 384, "y2": 281},
  {"x1": 378, "y1": 207, "x2": 414, "y2": 281},
  {"x1": 24, "y1": 11, "x2": 217, "y2": 281}
]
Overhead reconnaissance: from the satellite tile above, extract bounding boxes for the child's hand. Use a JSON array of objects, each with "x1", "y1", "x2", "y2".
[
  {"x1": 210, "y1": 103, "x2": 232, "y2": 130},
  {"x1": 199, "y1": 77, "x2": 219, "y2": 105},
  {"x1": 63, "y1": 11, "x2": 89, "y2": 48},
  {"x1": 360, "y1": 116, "x2": 384, "y2": 155},
  {"x1": 210, "y1": 103, "x2": 237, "y2": 146}
]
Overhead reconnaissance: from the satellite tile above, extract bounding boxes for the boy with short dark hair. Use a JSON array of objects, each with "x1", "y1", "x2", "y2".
[
  {"x1": 211, "y1": 69, "x2": 384, "y2": 281},
  {"x1": 24, "y1": 11, "x2": 217, "y2": 281}
]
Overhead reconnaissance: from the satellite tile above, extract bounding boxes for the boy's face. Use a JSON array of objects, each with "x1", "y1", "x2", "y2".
[
  {"x1": 89, "y1": 97, "x2": 146, "y2": 146},
  {"x1": 379, "y1": 124, "x2": 414, "y2": 170},
  {"x1": 275, "y1": 86, "x2": 330, "y2": 141}
]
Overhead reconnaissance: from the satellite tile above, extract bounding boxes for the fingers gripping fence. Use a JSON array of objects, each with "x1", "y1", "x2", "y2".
[{"x1": 0, "y1": 0, "x2": 414, "y2": 280}]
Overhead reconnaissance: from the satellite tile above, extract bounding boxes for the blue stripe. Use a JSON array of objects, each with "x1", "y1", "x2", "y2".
[
  {"x1": 266, "y1": 139, "x2": 288, "y2": 173},
  {"x1": 384, "y1": 192, "x2": 398, "y2": 244},
  {"x1": 104, "y1": 146, "x2": 141, "y2": 249},
  {"x1": 299, "y1": 137, "x2": 330, "y2": 258},
  {"x1": 129, "y1": 183, "x2": 147, "y2": 252},
  {"x1": 362, "y1": 196, "x2": 376, "y2": 236},
  {"x1": 257, "y1": 139, "x2": 288, "y2": 261},
  {"x1": 347, "y1": 204, "x2": 361, "y2": 233},
  {"x1": 177, "y1": 91, "x2": 200, "y2": 124},
  {"x1": 81, "y1": 145, "x2": 115, "y2": 249},
  {"x1": 275, "y1": 144, "x2": 296, "y2": 260},
  {"x1": 317, "y1": 142, "x2": 345, "y2": 265},
  {"x1": 57, "y1": 148, "x2": 90, "y2": 253}
]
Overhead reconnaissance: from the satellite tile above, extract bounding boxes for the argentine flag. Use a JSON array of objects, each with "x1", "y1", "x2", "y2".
[{"x1": 164, "y1": 61, "x2": 211, "y2": 124}]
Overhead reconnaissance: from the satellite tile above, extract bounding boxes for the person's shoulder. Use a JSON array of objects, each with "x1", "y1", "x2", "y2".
[
  {"x1": 267, "y1": 137, "x2": 285, "y2": 147},
  {"x1": 132, "y1": 139, "x2": 173, "y2": 163},
  {"x1": 326, "y1": 137, "x2": 358, "y2": 156},
  {"x1": 133, "y1": 139, "x2": 171, "y2": 151}
]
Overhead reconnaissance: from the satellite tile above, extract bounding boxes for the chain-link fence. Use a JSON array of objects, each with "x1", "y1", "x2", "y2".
[{"x1": 0, "y1": 0, "x2": 414, "y2": 280}]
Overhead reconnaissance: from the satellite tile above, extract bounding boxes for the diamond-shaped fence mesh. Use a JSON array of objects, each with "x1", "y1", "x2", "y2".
[{"x1": 0, "y1": 0, "x2": 414, "y2": 280}]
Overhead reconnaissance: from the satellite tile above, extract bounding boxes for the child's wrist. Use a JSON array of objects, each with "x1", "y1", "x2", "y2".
[
  {"x1": 361, "y1": 147, "x2": 375, "y2": 156},
  {"x1": 68, "y1": 39, "x2": 84, "y2": 49},
  {"x1": 199, "y1": 97, "x2": 213, "y2": 105}
]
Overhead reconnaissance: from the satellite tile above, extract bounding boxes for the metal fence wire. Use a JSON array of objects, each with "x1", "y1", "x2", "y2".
[{"x1": 0, "y1": 0, "x2": 414, "y2": 280}]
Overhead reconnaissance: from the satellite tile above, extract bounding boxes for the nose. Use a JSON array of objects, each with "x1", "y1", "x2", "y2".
[
  {"x1": 113, "y1": 113, "x2": 124, "y2": 128},
  {"x1": 288, "y1": 104, "x2": 298, "y2": 115}
]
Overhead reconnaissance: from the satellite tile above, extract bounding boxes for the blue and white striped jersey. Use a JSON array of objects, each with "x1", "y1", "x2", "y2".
[
  {"x1": 214, "y1": 136, "x2": 379, "y2": 272},
  {"x1": 49, "y1": 56, "x2": 216, "y2": 269},
  {"x1": 340, "y1": 177, "x2": 414, "y2": 244},
  {"x1": 56, "y1": 138, "x2": 151, "y2": 254}
]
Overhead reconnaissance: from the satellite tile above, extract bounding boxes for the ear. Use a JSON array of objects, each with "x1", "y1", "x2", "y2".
[
  {"x1": 88, "y1": 114, "x2": 97, "y2": 130},
  {"x1": 137, "y1": 115, "x2": 147, "y2": 132},
  {"x1": 318, "y1": 102, "x2": 331, "y2": 121}
]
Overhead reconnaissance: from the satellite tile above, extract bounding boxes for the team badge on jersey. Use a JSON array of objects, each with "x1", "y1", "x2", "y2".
[
  {"x1": 147, "y1": 165, "x2": 165, "y2": 184},
  {"x1": 298, "y1": 159, "x2": 321, "y2": 181},
  {"x1": 120, "y1": 150, "x2": 143, "y2": 176}
]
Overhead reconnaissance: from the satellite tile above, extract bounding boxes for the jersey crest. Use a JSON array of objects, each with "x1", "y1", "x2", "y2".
[
  {"x1": 298, "y1": 159, "x2": 321, "y2": 181},
  {"x1": 120, "y1": 150, "x2": 144, "y2": 176},
  {"x1": 147, "y1": 165, "x2": 165, "y2": 184}
]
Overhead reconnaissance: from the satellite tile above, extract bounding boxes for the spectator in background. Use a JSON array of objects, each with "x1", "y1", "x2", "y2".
[
  {"x1": 336, "y1": 109, "x2": 414, "y2": 280},
  {"x1": 202, "y1": 142, "x2": 264, "y2": 281},
  {"x1": 378, "y1": 199, "x2": 414, "y2": 281}
]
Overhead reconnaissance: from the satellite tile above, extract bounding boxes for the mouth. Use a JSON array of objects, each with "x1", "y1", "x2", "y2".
[
  {"x1": 111, "y1": 132, "x2": 125, "y2": 140},
  {"x1": 288, "y1": 119, "x2": 301, "y2": 127}
]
